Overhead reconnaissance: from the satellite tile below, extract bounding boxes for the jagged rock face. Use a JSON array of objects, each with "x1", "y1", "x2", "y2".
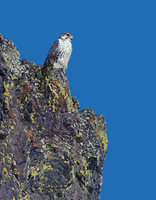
[{"x1": 0, "y1": 34, "x2": 108, "y2": 200}]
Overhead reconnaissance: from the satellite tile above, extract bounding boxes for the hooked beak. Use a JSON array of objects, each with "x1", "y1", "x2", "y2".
[{"x1": 70, "y1": 34, "x2": 73, "y2": 40}]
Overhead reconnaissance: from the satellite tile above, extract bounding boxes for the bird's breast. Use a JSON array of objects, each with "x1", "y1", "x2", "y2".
[{"x1": 59, "y1": 39, "x2": 72, "y2": 55}]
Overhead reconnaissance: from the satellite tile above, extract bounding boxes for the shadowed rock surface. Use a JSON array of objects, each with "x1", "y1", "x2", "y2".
[{"x1": 0, "y1": 34, "x2": 108, "y2": 200}]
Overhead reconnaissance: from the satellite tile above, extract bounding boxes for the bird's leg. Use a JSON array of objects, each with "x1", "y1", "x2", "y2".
[{"x1": 60, "y1": 68, "x2": 66, "y2": 82}]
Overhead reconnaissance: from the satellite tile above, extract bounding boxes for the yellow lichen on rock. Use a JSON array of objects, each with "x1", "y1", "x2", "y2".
[{"x1": 99, "y1": 130, "x2": 108, "y2": 153}]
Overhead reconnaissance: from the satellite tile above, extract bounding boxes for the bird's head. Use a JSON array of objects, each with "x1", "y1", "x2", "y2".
[{"x1": 60, "y1": 32, "x2": 73, "y2": 41}]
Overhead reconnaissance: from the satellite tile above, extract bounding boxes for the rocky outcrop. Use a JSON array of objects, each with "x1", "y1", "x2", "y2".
[{"x1": 0, "y1": 34, "x2": 108, "y2": 200}]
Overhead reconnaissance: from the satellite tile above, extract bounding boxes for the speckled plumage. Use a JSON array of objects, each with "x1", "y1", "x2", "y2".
[{"x1": 44, "y1": 32, "x2": 73, "y2": 70}]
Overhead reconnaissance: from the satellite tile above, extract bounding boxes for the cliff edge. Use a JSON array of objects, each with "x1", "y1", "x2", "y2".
[{"x1": 0, "y1": 34, "x2": 108, "y2": 200}]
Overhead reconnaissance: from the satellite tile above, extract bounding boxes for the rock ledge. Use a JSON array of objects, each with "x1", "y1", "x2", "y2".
[{"x1": 0, "y1": 35, "x2": 107, "y2": 200}]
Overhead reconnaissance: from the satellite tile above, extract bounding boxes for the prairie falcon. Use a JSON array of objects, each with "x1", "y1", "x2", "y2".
[{"x1": 44, "y1": 32, "x2": 73, "y2": 71}]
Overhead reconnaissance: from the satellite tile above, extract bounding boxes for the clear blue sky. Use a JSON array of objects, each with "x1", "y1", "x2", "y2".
[{"x1": 1, "y1": 0, "x2": 156, "y2": 199}]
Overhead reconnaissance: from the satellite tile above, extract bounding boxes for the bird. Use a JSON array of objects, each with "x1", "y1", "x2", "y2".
[{"x1": 44, "y1": 32, "x2": 73, "y2": 71}]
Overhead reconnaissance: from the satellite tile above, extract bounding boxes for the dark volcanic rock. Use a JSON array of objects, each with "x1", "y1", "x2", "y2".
[{"x1": 0, "y1": 34, "x2": 108, "y2": 200}]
